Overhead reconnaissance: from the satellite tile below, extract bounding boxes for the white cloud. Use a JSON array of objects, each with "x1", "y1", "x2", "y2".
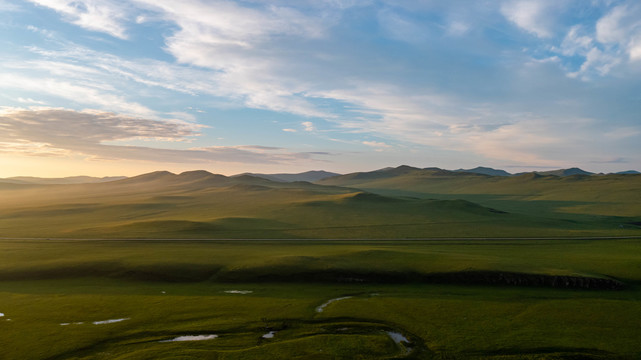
[
  {"x1": 546, "y1": 3, "x2": 641, "y2": 78},
  {"x1": 596, "y1": 3, "x2": 641, "y2": 61},
  {"x1": 362, "y1": 140, "x2": 391, "y2": 148},
  {"x1": 9, "y1": 0, "x2": 640, "y2": 172},
  {"x1": 0, "y1": 72, "x2": 154, "y2": 117},
  {"x1": 596, "y1": 4, "x2": 630, "y2": 44},
  {"x1": 447, "y1": 20, "x2": 469, "y2": 36},
  {"x1": 27, "y1": 0, "x2": 131, "y2": 39},
  {"x1": 123, "y1": 0, "x2": 333, "y2": 118},
  {"x1": 560, "y1": 25, "x2": 593, "y2": 56},
  {"x1": 0, "y1": 140, "x2": 70, "y2": 157},
  {"x1": 0, "y1": 0, "x2": 21, "y2": 12},
  {"x1": 16, "y1": 97, "x2": 47, "y2": 105},
  {"x1": 578, "y1": 47, "x2": 619, "y2": 77},
  {"x1": 501, "y1": 0, "x2": 560, "y2": 38},
  {"x1": 630, "y1": 37, "x2": 641, "y2": 61}
]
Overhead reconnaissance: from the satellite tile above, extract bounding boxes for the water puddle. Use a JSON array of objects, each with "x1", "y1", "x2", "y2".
[
  {"x1": 262, "y1": 331, "x2": 277, "y2": 339},
  {"x1": 316, "y1": 296, "x2": 352, "y2": 313},
  {"x1": 386, "y1": 331, "x2": 412, "y2": 354},
  {"x1": 386, "y1": 331, "x2": 409, "y2": 344},
  {"x1": 93, "y1": 318, "x2": 130, "y2": 325},
  {"x1": 160, "y1": 334, "x2": 218, "y2": 342},
  {"x1": 224, "y1": 290, "x2": 253, "y2": 294}
]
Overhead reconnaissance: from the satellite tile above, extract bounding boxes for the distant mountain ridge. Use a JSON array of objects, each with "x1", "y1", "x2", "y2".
[
  {"x1": 1, "y1": 175, "x2": 127, "y2": 185},
  {"x1": 2, "y1": 166, "x2": 638, "y2": 187},
  {"x1": 531, "y1": 167, "x2": 594, "y2": 177},
  {"x1": 237, "y1": 170, "x2": 341, "y2": 182},
  {"x1": 455, "y1": 167, "x2": 511, "y2": 176}
]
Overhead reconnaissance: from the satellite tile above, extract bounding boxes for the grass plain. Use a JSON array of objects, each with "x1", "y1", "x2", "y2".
[
  {"x1": 1, "y1": 167, "x2": 640, "y2": 359},
  {"x1": 0, "y1": 168, "x2": 640, "y2": 239},
  {"x1": 1, "y1": 239, "x2": 641, "y2": 359}
]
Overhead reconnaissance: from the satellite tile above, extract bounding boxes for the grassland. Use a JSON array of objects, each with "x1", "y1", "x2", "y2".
[
  {"x1": 0, "y1": 168, "x2": 640, "y2": 239},
  {"x1": 1, "y1": 239, "x2": 641, "y2": 359},
  {"x1": 1, "y1": 168, "x2": 640, "y2": 358}
]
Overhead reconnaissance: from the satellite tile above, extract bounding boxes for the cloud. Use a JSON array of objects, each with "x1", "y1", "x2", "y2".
[
  {"x1": 0, "y1": 0, "x2": 21, "y2": 12},
  {"x1": 0, "y1": 71, "x2": 154, "y2": 117},
  {"x1": 559, "y1": 25, "x2": 593, "y2": 56},
  {"x1": 362, "y1": 140, "x2": 391, "y2": 148},
  {"x1": 127, "y1": 0, "x2": 333, "y2": 118},
  {"x1": 7, "y1": 0, "x2": 641, "y2": 172},
  {"x1": 596, "y1": 3, "x2": 641, "y2": 61},
  {"x1": 0, "y1": 108, "x2": 323, "y2": 164},
  {"x1": 0, "y1": 140, "x2": 70, "y2": 157},
  {"x1": 500, "y1": 0, "x2": 560, "y2": 38},
  {"x1": 27, "y1": 0, "x2": 131, "y2": 39},
  {"x1": 512, "y1": 2, "x2": 641, "y2": 79},
  {"x1": 16, "y1": 97, "x2": 47, "y2": 105}
]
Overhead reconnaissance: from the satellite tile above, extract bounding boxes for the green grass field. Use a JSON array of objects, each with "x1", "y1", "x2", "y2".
[
  {"x1": 1, "y1": 238, "x2": 641, "y2": 359},
  {"x1": 1, "y1": 169, "x2": 640, "y2": 239},
  {"x1": 1, "y1": 169, "x2": 640, "y2": 358}
]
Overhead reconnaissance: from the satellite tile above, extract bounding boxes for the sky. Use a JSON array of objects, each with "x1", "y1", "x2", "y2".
[{"x1": 0, "y1": 0, "x2": 640, "y2": 177}]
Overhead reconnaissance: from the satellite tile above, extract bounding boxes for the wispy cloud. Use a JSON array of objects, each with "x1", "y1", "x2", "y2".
[
  {"x1": 500, "y1": 0, "x2": 561, "y2": 38},
  {"x1": 3, "y1": 1, "x2": 640, "y2": 172},
  {"x1": 27, "y1": 0, "x2": 131, "y2": 39},
  {"x1": 362, "y1": 140, "x2": 391, "y2": 149},
  {"x1": 0, "y1": 108, "x2": 324, "y2": 164},
  {"x1": 0, "y1": 70, "x2": 154, "y2": 117},
  {"x1": 0, "y1": 0, "x2": 21, "y2": 12}
]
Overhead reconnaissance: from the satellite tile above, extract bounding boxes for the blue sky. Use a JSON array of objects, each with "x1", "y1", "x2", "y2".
[{"x1": 0, "y1": 0, "x2": 640, "y2": 177}]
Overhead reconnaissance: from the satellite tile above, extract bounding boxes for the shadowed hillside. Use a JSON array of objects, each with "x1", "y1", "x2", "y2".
[
  {"x1": 1, "y1": 168, "x2": 639, "y2": 239},
  {"x1": 318, "y1": 166, "x2": 641, "y2": 219}
]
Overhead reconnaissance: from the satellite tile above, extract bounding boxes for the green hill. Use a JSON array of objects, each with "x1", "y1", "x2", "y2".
[
  {"x1": 317, "y1": 165, "x2": 641, "y2": 223},
  {"x1": 1, "y1": 168, "x2": 639, "y2": 239}
]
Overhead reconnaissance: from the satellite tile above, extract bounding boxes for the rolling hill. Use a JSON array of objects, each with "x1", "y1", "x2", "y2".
[
  {"x1": 237, "y1": 170, "x2": 340, "y2": 182},
  {"x1": 454, "y1": 166, "x2": 511, "y2": 176},
  {"x1": 317, "y1": 165, "x2": 641, "y2": 219},
  {"x1": 0, "y1": 167, "x2": 639, "y2": 239}
]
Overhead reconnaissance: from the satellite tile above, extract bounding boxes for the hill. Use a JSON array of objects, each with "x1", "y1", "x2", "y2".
[
  {"x1": 511, "y1": 167, "x2": 594, "y2": 177},
  {"x1": 454, "y1": 166, "x2": 511, "y2": 176},
  {"x1": 317, "y1": 165, "x2": 641, "y2": 219},
  {"x1": 237, "y1": 170, "x2": 340, "y2": 182},
  {"x1": 1, "y1": 167, "x2": 639, "y2": 239}
]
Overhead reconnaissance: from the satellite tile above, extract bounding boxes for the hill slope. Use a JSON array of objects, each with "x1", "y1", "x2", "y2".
[
  {"x1": 318, "y1": 165, "x2": 641, "y2": 219},
  {"x1": 454, "y1": 166, "x2": 511, "y2": 176},
  {"x1": 1, "y1": 168, "x2": 639, "y2": 239},
  {"x1": 239, "y1": 170, "x2": 340, "y2": 182}
]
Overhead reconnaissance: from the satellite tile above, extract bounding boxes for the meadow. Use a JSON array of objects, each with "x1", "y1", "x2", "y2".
[
  {"x1": 0, "y1": 168, "x2": 640, "y2": 239},
  {"x1": 1, "y1": 238, "x2": 641, "y2": 359},
  {"x1": 1, "y1": 167, "x2": 640, "y2": 359}
]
